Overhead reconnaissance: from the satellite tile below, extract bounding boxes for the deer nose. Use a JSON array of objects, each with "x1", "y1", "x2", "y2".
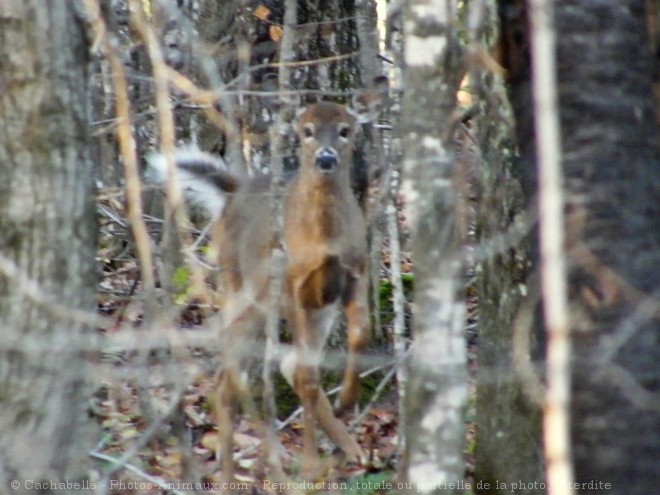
[{"x1": 315, "y1": 148, "x2": 338, "y2": 172}]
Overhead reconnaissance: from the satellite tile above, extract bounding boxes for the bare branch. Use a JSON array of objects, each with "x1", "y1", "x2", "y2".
[{"x1": 529, "y1": 0, "x2": 575, "y2": 493}]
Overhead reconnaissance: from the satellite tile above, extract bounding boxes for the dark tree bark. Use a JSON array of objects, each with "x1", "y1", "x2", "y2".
[
  {"x1": 484, "y1": 1, "x2": 660, "y2": 493},
  {"x1": 0, "y1": 1, "x2": 97, "y2": 490},
  {"x1": 555, "y1": 1, "x2": 660, "y2": 493},
  {"x1": 475, "y1": 1, "x2": 544, "y2": 493}
]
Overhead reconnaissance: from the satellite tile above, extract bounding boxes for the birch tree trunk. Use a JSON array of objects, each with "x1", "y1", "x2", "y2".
[
  {"x1": 0, "y1": 1, "x2": 97, "y2": 490},
  {"x1": 399, "y1": 2, "x2": 468, "y2": 493}
]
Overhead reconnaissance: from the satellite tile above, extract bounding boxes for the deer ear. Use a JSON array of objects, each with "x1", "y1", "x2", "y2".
[
  {"x1": 349, "y1": 96, "x2": 380, "y2": 124},
  {"x1": 351, "y1": 76, "x2": 388, "y2": 123}
]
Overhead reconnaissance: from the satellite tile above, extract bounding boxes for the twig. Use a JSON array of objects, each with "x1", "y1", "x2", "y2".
[
  {"x1": 349, "y1": 365, "x2": 397, "y2": 429},
  {"x1": 84, "y1": 0, "x2": 156, "y2": 294},
  {"x1": 127, "y1": 0, "x2": 208, "y2": 299},
  {"x1": 97, "y1": 391, "x2": 185, "y2": 479},
  {"x1": 268, "y1": 51, "x2": 358, "y2": 68},
  {"x1": 258, "y1": 0, "x2": 298, "y2": 485},
  {"x1": 529, "y1": 0, "x2": 575, "y2": 493},
  {"x1": 155, "y1": 0, "x2": 244, "y2": 171},
  {"x1": 89, "y1": 451, "x2": 186, "y2": 495},
  {"x1": 512, "y1": 270, "x2": 544, "y2": 406}
]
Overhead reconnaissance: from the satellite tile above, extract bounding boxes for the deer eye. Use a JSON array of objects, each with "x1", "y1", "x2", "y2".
[
  {"x1": 338, "y1": 124, "x2": 351, "y2": 139},
  {"x1": 303, "y1": 124, "x2": 315, "y2": 139}
]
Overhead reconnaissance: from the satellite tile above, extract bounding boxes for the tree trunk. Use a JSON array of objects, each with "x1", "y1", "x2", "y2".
[
  {"x1": 555, "y1": 1, "x2": 660, "y2": 493},
  {"x1": 0, "y1": 1, "x2": 97, "y2": 490},
  {"x1": 475, "y1": 1, "x2": 545, "y2": 493},
  {"x1": 399, "y1": 2, "x2": 468, "y2": 493}
]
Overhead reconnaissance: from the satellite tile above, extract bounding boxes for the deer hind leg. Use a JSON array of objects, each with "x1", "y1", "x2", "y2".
[
  {"x1": 214, "y1": 292, "x2": 265, "y2": 485},
  {"x1": 214, "y1": 364, "x2": 240, "y2": 485},
  {"x1": 336, "y1": 272, "x2": 370, "y2": 413}
]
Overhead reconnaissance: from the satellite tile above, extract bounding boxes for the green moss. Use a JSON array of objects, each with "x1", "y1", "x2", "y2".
[
  {"x1": 377, "y1": 274, "x2": 414, "y2": 325},
  {"x1": 172, "y1": 266, "x2": 190, "y2": 291}
]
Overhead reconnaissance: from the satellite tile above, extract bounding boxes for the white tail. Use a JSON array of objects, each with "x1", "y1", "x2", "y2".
[{"x1": 146, "y1": 146, "x2": 232, "y2": 218}]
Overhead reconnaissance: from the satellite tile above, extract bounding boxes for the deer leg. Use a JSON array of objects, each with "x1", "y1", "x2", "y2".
[
  {"x1": 314, "y1": 388, "x2": 363, "y2": 463},
  {"x1": 214, "y1": 366, "x2": 239, "y2": 484},
  {"x1": 281, "y1": 345, "x2": 363, "y2": 467},
  {"x1": 336, "y1": 274, "x2": 370, "y2": 413},
  {"x1": 281, "y1": 301, "x2": 340, "y2": 477},
  {"x1": 214, "y1": 296, "x2": 265, "y2": 486},
  {"x1": 292, "y1": 361, "x2": 322, "y2": 477}
]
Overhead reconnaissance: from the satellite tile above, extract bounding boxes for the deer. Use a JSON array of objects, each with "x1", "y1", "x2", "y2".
[{"x1": 147, "y1": 98, "x2": 379, "y2": 481}]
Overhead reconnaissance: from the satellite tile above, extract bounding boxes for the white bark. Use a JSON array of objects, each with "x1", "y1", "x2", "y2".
[{"x1": 399, "y1": 1, "x2": 468, "y2": 493}]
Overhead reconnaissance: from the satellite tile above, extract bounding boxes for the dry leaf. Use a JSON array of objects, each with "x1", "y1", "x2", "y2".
[
  {"x1": 155, "y1": 450, "x2": 183, "y2": 477},
  {"x1": 235, "y1": 457, "x2": 257, "y2": 469},
  {"x1": 200, "y1": 430, "x2": 219, "y2": 451},
  {"x1": 119, "y1": 424, "x2": 139, "y2": 441},
  {"x1": 253, "y1": 5, "x2": 271, "y2": 21},
  {"x1": 269, "y1": 25, "x2": 284, "y2": 42},
  {"x1": 234, "y1": 432, "x2": 261, "y2": 448}
]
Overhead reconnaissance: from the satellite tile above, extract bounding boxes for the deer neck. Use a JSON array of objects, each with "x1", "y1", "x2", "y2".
[{"x1": 286, "y1": 169, "x2": 355, "y2": 246}]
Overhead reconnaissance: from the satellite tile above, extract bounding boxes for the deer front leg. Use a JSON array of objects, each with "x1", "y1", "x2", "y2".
[
  {"x1": 336, "y1": 273, "x2": 370, "y2": 413},
  {"x1": 285, "y1": 348, "x2": 364, "y2": 473},
  {"x1": 292, "y1": 361, "x2": 322, "y2": 477},
  {"x1": 314, "y1": 388, "x2": 363, "y2": 463},
  {"x1": 286, "y1": 306, "x2": 328, "y2": 478},
  {"x1": 281, "y1": 309, "x2": 364, "y2": 473}
]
